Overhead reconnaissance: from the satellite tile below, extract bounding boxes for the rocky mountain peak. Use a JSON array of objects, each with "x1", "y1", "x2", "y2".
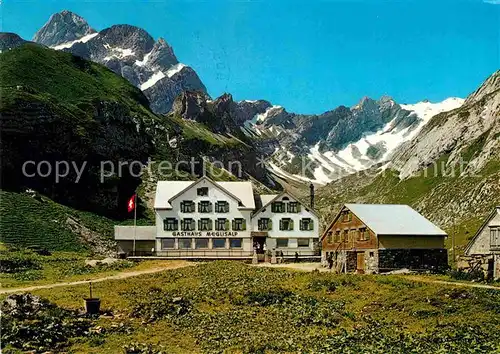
[
  {"x1": 32, "y1": 11, "x2": 207, "y2": 114},
  {"x1": 33, "y1": 10, "x2": 95, "y2": 47},
  {"x1": 353, "y1": 96, "x2": 377, "y2": 111},
  {"x1": 147, "y1": 37, "x2": 178, "y2": 69},
  {"x1": 98, "y1": 25, "x2": 155, "y2": 54},
  {"x1": 465, "y1": 70, "x2": 500, "y2": 105}
]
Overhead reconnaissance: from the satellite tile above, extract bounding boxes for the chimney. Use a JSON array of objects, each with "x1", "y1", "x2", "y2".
[{"x1": 309, "y1": 183, "x2": 315, "y2": 209}]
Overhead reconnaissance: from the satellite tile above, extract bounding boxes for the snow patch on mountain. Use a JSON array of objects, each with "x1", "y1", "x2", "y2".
[
  {"x1": 166, "y1": 63, "x2": 187, "y2": 77},
  {"x1": 140, "y1": 71, "x2": 166, "y2": 90},
  {"x1": 256, "y1": 105, "x2": 282, "y2": 122},
  {"x1": 103, "y1": 47, "x2": 135, "y2": 60},
  {"x1": 400, "y1": 97, "x2": 464, "y2": 122},
  {"x1": 135, "y1": 51, "x2": 152, "y2": 67},
  {"x1": 52, "y1": 32, "x2": 99, "y2": 49}
]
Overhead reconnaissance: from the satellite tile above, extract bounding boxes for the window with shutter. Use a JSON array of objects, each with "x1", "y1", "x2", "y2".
[
  {"x1": 309, "y1": 219, "x2": 314, "y2": 231},
  {"x1": 233, "y1": 218, "x2": 244, "y2": 231},
  {"x1": 163, "y1": 218, "x2": 178, "y2": 231},
  {"x1": 215, "y1": 201, "x2": 229, "y2": 213},
  {"x1": 216, "y1": 218, "x2": 227, "y2": 231},
  {"x1": 289, "y1": 219, "x2": 294, "y2": 230},
  {"x1": 181, "y1": 218, "x2": 195, "y2": 231},
  {"x1": 300, "y1": 218, "x2": 312, "y2": 230},
  {"x1": 199, "y1": 218, "x2": 211, "y2": 231},
  {"x1": 272, "y1": 202, "x2": 284, "y2": 213},
  {"x1": 268, "y1": 219, "x2": 273, "y2": 230},
  {"x1": 181, "y1": 201, "x2": 195, "y2": 213},
  {"x1": 199, "y1": 201, "x2": 211, "y2": 213},
  {"x1": 288, "y1": 202, "x2": 298, "y2": 213}
]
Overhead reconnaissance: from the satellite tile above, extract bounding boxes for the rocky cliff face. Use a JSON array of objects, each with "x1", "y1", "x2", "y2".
[
  {"x1": 392, "y1": 71, "x2": 500, "y2": 179},
  {"x1": 32, "y1": 11, "x2": 207, "y2": 114},
  {"x1": 171, "y1": 91, "x2": 273, "y2": 134}
]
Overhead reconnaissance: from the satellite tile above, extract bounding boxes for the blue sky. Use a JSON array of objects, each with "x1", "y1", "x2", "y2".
[{"x1": 2, "y1": 0, "x2": 499, "y2": 114}]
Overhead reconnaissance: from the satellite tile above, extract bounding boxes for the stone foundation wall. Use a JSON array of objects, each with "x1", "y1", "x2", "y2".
[
  {"x1": 457, "y1": 253, "x2": 500, "y2": 280},
  {"x1": 378, "y1": 248, "x2": 448, "y2": 273}
]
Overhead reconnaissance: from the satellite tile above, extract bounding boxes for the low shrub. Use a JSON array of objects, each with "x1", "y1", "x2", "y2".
[
  {"x1": 127, "y1": 287, "x2": 192, "y2": 322},
  {"x1": 0, "y1": 251, "x2": 42, "y2": 273},
  {"x1": 1, "y1": 293, "x2": 94, "y2": 352},
  {"x1": 449, "y1": 268, "x2": 484, "y2": 282}
]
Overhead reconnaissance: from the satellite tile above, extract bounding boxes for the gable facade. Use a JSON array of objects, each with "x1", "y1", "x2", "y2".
[
  {"x1": 155, "y1": 177, "x2": 253, "y2": 253},
  {"x1": 321, "y1": 205, "x2": 377, "y2": 252},
  {"x1": 251, "y1": 192, "x2": 319, "y2": 252},
  {"x1": 465, "y1": 207, "x2": 500, "y2": 256}
]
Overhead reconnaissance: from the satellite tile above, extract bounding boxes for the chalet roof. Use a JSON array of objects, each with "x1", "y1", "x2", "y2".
[
  {"x1": 259, "y1": 194, "x2": 278, "y2": 207},
  {"x1": 490, "y1": 206, "x2": 500, "y2": 227},
  {"x1": 154, "y1": 177, "x2": 255, "y2": 209},
  {"x1": 345, "y1": 204, "x2": 447, "y2": 236}
]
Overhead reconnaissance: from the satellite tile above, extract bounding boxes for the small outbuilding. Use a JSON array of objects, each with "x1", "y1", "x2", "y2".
[
  {"x1": 462, "y1": 206, "x2": 500, "y2": 280},
  {"x1": 321, "y1": 204, "x2": 448, "y2": 273}
]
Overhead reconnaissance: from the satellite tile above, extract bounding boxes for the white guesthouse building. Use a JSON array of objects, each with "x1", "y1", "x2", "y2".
[{"x1": 114, "y1": 177, "x2": 319, "y2": 258}]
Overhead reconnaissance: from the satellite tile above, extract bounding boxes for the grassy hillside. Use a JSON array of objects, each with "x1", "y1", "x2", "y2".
[
  {"x1": 0, "y1": 190, "x2": 117, "y2": 252},
  {"x1": 0, "y1": 43, "x2": 152, "y2": 112}
]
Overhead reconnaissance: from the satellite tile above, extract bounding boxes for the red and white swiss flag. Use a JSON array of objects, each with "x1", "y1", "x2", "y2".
[{"x1": 127, "y1": 194, "x2": 136, "y2": 213}]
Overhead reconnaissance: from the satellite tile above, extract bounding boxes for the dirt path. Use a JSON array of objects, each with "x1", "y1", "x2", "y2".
[
  {"x1": 0, "y1": 261, "x2": 194, "y2": 295},
  {"x1": 253, "y1": 263, "x2": 500, "y2": 290},
  {"x1": 405, "y1": 276, "x2": 500, "y2": 290}
]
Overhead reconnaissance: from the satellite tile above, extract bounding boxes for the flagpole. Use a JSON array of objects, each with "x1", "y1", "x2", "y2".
[{"x1": 133, "y1": 194, "x2": 137, "y2": 256}]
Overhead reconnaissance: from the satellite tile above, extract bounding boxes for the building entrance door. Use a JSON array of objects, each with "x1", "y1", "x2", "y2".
[
  {"x1": 252, "y1": 236, "x2": 267, "y2": 254},
  {"x1": 356, "y1": 252, "x2": 365, "y2": 274}
]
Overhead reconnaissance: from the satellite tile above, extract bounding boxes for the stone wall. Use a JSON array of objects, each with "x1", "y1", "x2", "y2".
[{"x1": 378, "y1": 249, "x2": 448, "y2": 273}]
